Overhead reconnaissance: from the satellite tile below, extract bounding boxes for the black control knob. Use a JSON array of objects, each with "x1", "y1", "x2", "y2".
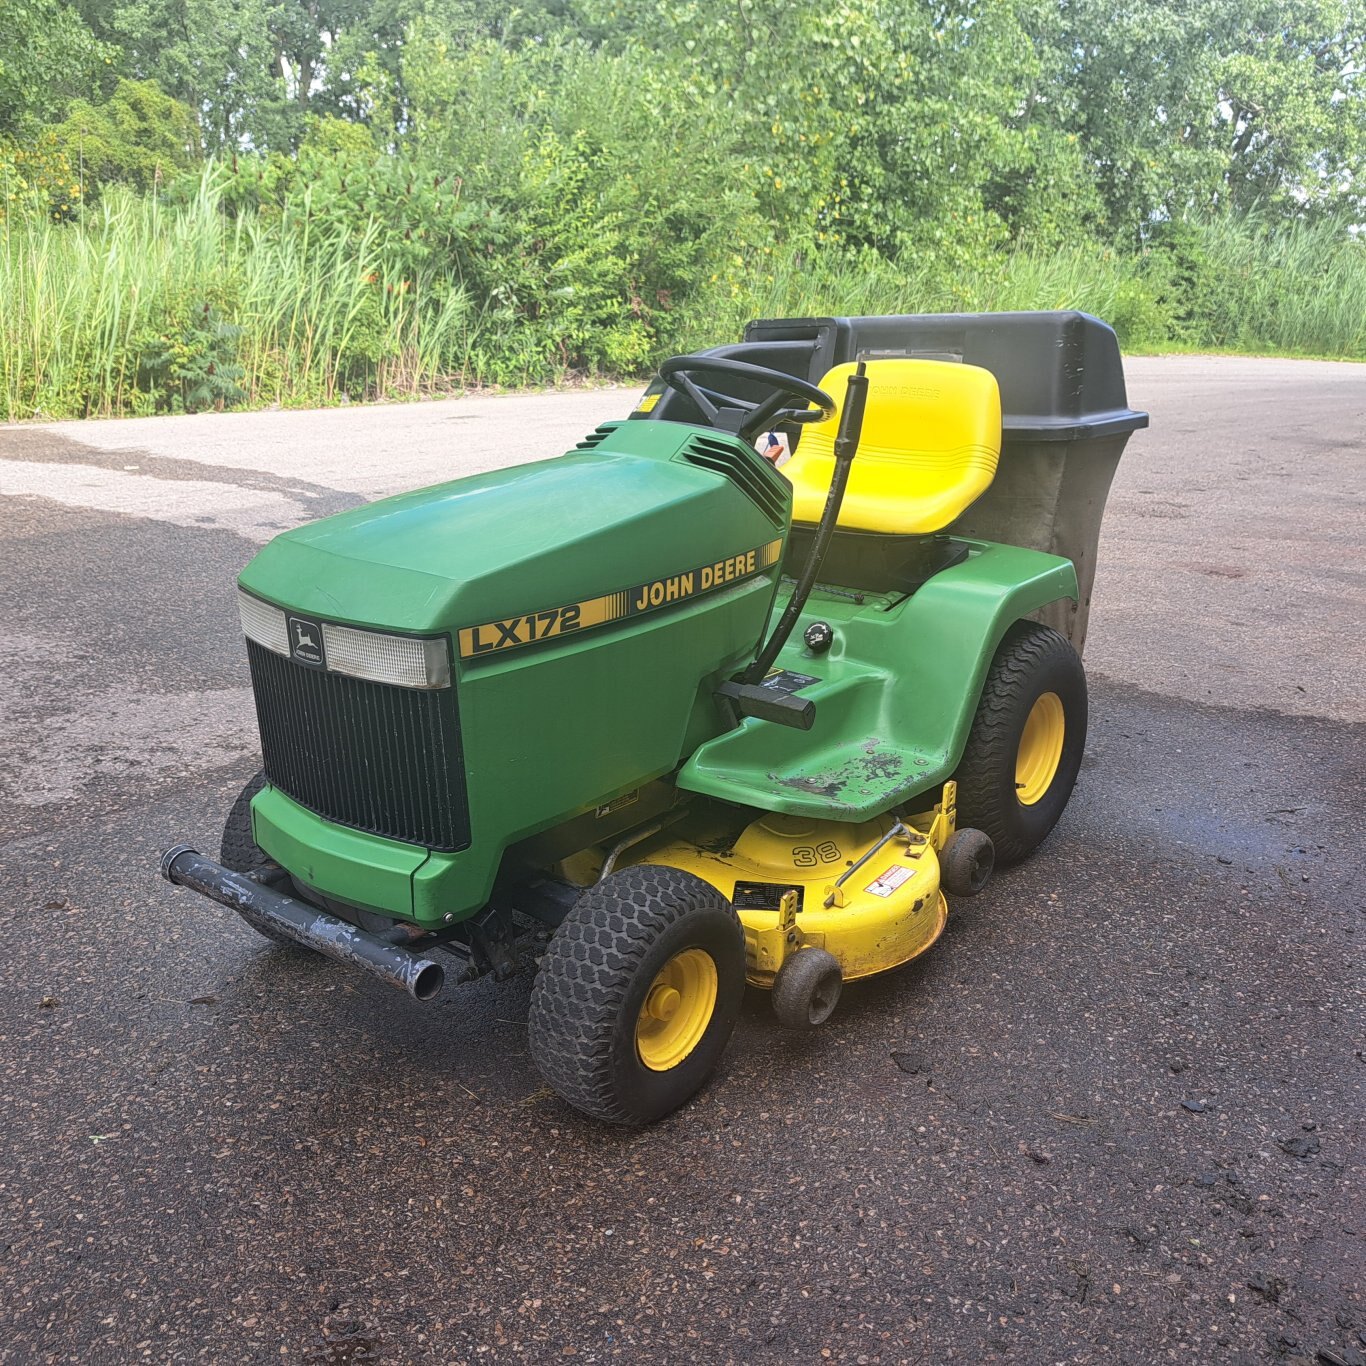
[{"x1": 803, "y1": 621, "x2": 834, "y2": 655}]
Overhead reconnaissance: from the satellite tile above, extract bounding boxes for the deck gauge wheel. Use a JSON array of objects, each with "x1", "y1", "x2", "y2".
[
  {"x1": 771, "y1": 947, "x2": 844, "y2": 1030},
  {"x1": 940, "y1": 828, "x2": 995, "y2": 896}
]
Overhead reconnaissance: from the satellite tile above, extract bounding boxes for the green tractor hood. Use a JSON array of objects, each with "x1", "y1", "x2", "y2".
[{"x1": 239, "y1": 422, "x2": 785, "y2": 636}]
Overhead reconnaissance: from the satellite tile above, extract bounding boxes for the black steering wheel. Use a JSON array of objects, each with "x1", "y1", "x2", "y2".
[{"x1": 657, "y1": 354, "x2": 836, "y2": 444}]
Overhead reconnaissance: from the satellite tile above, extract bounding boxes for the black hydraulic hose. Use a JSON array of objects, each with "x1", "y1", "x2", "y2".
[{"x1": 743, "y1": 364, "x2": 869, "y2": 686}]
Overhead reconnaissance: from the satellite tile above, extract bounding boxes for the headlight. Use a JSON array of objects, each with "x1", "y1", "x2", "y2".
[
  {"x1": 237, "y1": 588, "x2": 289, "y2": 656},
  {"x1": 237, "y1": 589, "x2": 451, "y2": 690},
  {"x1": 319, "y1": 620, "x2": 450, "y2": 689}
]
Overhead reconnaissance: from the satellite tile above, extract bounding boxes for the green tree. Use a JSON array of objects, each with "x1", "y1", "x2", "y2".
[
  {"x1": 1024, "y1": 0, "x2": 1366, "y2": 239},
  {"x1": 43, "y1": 79, "x2": 200, "y2": 195},
  {"x1": 569, "y1": 0, "x2": 1045, "y2": 260},
  {"x1": 76, "y1": 0, "x2": 286, "y2": 149},
  {"x1": 0, "y1": 0, "x2": 112, "y2": 135},
  {"x1": 319, "y1": 0, "x2": 574, "y2": 135}
]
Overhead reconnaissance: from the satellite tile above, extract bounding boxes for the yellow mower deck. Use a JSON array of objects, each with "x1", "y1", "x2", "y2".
[{"x1": 631, "y1": 785, "x2": 959, "y2": 987}]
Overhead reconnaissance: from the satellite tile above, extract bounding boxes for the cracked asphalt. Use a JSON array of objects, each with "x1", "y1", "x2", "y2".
[{"x1": 1, "y1": 357, "x2": 1362, "y2": 1364}]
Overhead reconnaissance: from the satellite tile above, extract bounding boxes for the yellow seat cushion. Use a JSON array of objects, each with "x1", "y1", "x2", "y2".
[{"x1": 785, "y1": 358, "x2": 1002, "y2": 535}]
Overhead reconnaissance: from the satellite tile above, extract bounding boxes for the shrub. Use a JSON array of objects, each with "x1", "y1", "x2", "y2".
[
  {"x1": 133, "y1": 301, "x2": 246, "y2": 413},
  {"x1": 42, "y1": 80, "x2": 199, "y2": 197}
]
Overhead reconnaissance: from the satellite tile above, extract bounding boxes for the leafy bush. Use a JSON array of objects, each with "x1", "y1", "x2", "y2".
[
  {"x1": 43, "y1": 80, "x2": 200, "y2": 196},
  {"x1": 0, "y1": 137, "x2": 83, "y2": 222},
  {"x1": 402, "y1": 35, "x2": 764, "y2": 382},
  {"x1": 133, "y1": 301, "x2": 246, "y2": 413}
]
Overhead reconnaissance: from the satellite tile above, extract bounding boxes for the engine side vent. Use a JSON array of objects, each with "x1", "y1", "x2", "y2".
[
  {"x1": 575, "y1": 425, "x2": 616, "y2": 451},
  {"x1": 681, "y1": 435, "x2": 788, "y2": 527}
]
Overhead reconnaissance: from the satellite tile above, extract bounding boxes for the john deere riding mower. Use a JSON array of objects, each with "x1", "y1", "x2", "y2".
[{"x1": 161, "y1": 311, "x2": 1147, "y2": 1125}]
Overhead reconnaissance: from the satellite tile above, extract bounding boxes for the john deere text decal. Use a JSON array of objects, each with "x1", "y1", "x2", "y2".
[{"x1": 457, "y1": 538, "x2": 783, "y2": 658}]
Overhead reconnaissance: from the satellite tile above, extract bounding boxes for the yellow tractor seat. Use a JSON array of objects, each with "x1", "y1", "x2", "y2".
[{"x1": 784, "y1": 358, "x2": 1002, "y2": 535}]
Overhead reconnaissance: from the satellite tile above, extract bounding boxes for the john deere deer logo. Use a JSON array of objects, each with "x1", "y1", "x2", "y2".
[{"x1": 288, "y1": 616, "x2": 325, "y2": 666}]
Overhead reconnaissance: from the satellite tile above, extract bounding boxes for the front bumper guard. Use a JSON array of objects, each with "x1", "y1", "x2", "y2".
[{"x1": 160, "y1": 845, "x2": 445, "y2": 1001}]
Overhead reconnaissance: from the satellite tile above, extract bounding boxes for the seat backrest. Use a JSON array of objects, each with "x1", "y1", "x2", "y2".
[{"x1": 784, "y1": 358, "x2": 1002, "y2": 536}]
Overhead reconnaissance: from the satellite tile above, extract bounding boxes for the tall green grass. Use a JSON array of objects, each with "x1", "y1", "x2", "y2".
[
  {"x1": 0, "y1": 178, "x2": 478, "y2": 420},
  {"x1": 1170, "y1": 214, "x2": 1366, "y2": 356},
  {"x1": 3, "y1": 177, "x2": 1363, "y2": 422},
  {"x1": 678, "y1": 219, "x2": 1366, "y2": 361}
]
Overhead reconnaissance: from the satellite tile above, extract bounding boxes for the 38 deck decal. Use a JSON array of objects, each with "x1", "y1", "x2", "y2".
[{"x1": 457, "y1": 538, "x2": 783, "y2": 659}]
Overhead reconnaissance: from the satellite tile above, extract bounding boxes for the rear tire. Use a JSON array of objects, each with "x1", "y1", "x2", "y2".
[
  {"x1": 220, "y1": 772, "x2": 309, "y2": 949},
  {"x1": 528, "y1": 866, "x2": 745, "y2": 1125},
  {"x1": 953, "y1": 623, "x2": 1086, "y2": 866}
]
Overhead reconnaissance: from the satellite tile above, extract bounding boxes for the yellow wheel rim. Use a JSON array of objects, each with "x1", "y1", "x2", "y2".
[
  {"x1": 635, "y1": 948, "x2": 718, "y2": 1072},
  {"x1": 1015, "y1": 692, "x2": 1065, "y2": 806}
]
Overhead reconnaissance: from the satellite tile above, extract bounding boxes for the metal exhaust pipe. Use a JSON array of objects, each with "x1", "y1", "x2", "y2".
[{"x1": 160, "y1": 845, "x2": 445, "y2": 1002}]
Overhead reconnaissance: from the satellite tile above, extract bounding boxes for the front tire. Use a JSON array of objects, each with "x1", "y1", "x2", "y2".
[
  {"x1": 953, "y1": 623, "x2": 1087, "y2": 866},
  {"x1": 220, "y1": 772, "x2": 310, "y2": 950},
  {"x1": 528, "y1": 866, "x2": 745, "y2": 1125}
]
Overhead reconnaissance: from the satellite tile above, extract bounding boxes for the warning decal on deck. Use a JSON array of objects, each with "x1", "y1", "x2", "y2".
[{"x1": 865, "y1": 864, "x2": 915, "y2": 899}]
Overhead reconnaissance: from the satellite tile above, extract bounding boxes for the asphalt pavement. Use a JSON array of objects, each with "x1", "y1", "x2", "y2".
[{"x1": 1, "y1": 357, "x2": 1362, "y2": 1364}]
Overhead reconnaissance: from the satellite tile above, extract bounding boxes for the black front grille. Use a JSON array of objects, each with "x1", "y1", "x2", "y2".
[{"x1": 247, "y1": 640, "x2": 470, "y2": 852}]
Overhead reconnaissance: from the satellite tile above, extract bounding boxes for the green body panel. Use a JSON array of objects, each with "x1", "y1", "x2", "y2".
[
  {"x1": 678, "y1": 541, "x2": 1078, "y2": 819},
  {"x1": 253, "y1": 786, "x2": 430, "y2": 912},
  {"x1": 243, "y1": 420, "x2": 790, "y2": 926},
  {"x1": 252, "y1": 785, "x2": 473, "y2": 923}
]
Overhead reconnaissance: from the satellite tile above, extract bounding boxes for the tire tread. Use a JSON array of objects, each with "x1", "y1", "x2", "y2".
[
  {"x1": 954, "y1": 622, "x2": 1086, "y2": 865},
  {"x1": 529, "y1": 866, "x2": 741, "y2": 1125},
  {"x1": 219, "y1": 771, "x2": 303, "y2": 948}
]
